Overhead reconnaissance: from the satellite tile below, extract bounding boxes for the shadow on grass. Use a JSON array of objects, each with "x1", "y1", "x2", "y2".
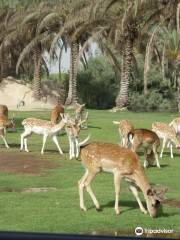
[
  {"x1": 89, "y1": 200, "x2": 179, "y2": 217},
  {"x1": 87, "y1": 125, "x2": 102, "y2": 129}
]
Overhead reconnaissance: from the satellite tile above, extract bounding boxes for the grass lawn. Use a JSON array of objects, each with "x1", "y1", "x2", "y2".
[{"x1": 0, "y1": 110, "x2": 180, "y2": 237}]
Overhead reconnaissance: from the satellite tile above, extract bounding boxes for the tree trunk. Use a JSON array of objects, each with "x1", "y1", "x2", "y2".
[
  {"x1": 115, "y1": 37, "x2": 133, "y2": 108},
  {"x1": 32, "y1": 46, "x2": 42, "y2": 101},
  {"x1": 65, "y1": 41, "x2": 79, "y2": 106},
  {"x1": 0, "y1": 43, "x2": 8, "y2": 81}
]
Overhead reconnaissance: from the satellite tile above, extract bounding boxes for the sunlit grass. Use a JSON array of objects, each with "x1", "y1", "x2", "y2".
[{"x1": 0, "y1": 110, "x2": 179, "y2": 235}]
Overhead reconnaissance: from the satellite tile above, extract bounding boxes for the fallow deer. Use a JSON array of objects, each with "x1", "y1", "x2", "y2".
[
  {"x1": 20, "y1": 114, "x2": 68, "y2": 154},
  {"x1": 169, "y1": 118, "x2": 180, "y2": 136},
  {"x1": 113, "y1": 119, "x2": 134, "y2": 148},
  {"x1": 50, "y1": 104, "x2": 65, "y2": 124},
  {"x1": 74, "y1": 103, "x2": 88, "y2": 128},
  {"x1": 0, "y1": 105, "x2": 8, "y2": 117},
  {"x1": 128, "y1": 129, "x2": 160, "y2": 168},
  {"x1": 65, "y1": 117, "x2": 87, "y2": 159},
  {"x1": 152, "y1": 122, "x2": 180, "y2": 159},
  {"x1": 79, "y1": 143, "x2": 165, "y2": 217},
  {"x1": 0, "y1": 114, "x2": 15, "y2": 148}
]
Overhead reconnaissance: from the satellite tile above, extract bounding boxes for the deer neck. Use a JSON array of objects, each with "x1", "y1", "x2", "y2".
[
  {"x1": 133, "y1": 169, "x2": 151, "y2": 202},
  {"x1": 52, "y1": 120, "x2": 65, "y2": 132}
]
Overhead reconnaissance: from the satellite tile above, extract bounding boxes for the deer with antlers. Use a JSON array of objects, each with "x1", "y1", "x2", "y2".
[
  {"x1": 113, "y1": 119, "x2": 134, "y2": 148},
  {"x1": 65, "y1": 117, "x2": 88, "y2": 159},
  {"x1": 20, "y1": 114, "x2": 69, "y2": 154},
  {"x1": 152, "y1": 122, "x2": 180, "y2": 159},
  {"x1": 79, "y1": 142, "x2": 165, "y2": 217},
  {"x1": 0, "y1": 105, "x2": 15, "y2": 148},
  {"x1": 128, "y1": 129, "x2": 161, "y2": 168}
]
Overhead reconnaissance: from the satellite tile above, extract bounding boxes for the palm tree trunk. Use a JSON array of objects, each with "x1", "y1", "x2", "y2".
[
  {"x1": 32, "y1": 46, "x2": 42, "y2": 100},
  {"x1": 178, "y1": 77, "x2": 180, "y2": 112},
  {"x1": 65, "y1": 41, "x2": 79, "y2": 106},
  {"x1": 0, "y1": 43, "x2": 8, "y2": 81},
  {"x1": 115, "y1": 37, "x2": 133, "y2": 108}
]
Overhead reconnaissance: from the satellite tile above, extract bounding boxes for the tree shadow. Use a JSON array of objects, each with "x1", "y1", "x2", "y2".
[{"x1": 87, "y1": 125, "x2": 102, "y2": 129}]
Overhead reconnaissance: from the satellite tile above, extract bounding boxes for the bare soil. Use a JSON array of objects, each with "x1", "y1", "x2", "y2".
[{"x1": 0, "y1": 152, "x2": 60, "y2": 176}]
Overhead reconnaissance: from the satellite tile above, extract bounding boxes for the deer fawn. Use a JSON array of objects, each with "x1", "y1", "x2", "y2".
[
  {"x1": 128, "y1": 129, "x2": 160, "y2": 168},
  {"x1": 50, "y1": 104, "x2": 65, "y2": 124},
  {"x1": 113, "y1": 120, "x2": 134, "y2": 148},
  {"x1": 152, "y1": 122, "x2": 180, "y2": 159},
  {"x1": 20, "y1": 114, "x2": 68, "y2": 154},
  {"x1": 79, "y1": 143, "x2": 164, "y2": 217}
]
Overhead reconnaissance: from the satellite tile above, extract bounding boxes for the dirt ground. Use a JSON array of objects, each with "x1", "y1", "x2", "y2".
[{"x1": 0, "y1": 151, "x2": 60, "y2": 176}]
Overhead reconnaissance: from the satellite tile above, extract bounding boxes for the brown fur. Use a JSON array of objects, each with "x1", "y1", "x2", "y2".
[
  {"x1": 79, "y1": 143, "x2": 161, "y2": 217},
  {"x1": 50, "y1": 104, "x2": 64, "y2": 124},
  {"x1": 129, "y1": 129, "x2": 160, "y2": 168},
  {"x1": 0, "y1": 105, "x2": 8, "y2": 117}
]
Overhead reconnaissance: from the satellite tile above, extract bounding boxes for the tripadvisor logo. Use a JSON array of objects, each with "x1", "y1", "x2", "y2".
[{"x1": 135, "y1": 226, "x2": 144, "y2": 236}]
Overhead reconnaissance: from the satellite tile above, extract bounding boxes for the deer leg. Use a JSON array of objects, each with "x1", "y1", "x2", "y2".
[
  {"x1": 143, "y1": 149, "x2": 149, "y2": 168},
  {"x1": 79, "y1": 170, "x2": 98, "y2": 211},
  {"x1": 170, "y1": 143, "x2": 174, "y2": 159},
  {"x1": 153, "y1": 144, "x2": 160, "y2": 168},
  {"x1": 1, "y1": 135, "x2": 10, "y2": 148},
  {"x1": 20, "y1": 129, "x2": 31, "y2": 151},
  {"x1": 41, "y1": 134, "x2": 48, "y2": 154},
  {"x1": 114, "y1": 171, "x2": 122, "y2": 215},
  {"x1": 129, "y1": 184, "x2": 147, "y2": 214},
  {"x1": 160, "y1": 138, "x2": 166, "y2": 158},
  {"x1": 52, "y1": 135, "x2": 63, "y2": 155},
  {"x1": 75, "y1": 138, "x2": 79, "y2": 158}
]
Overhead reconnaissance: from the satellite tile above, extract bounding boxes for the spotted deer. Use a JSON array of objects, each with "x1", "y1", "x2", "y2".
[
  {"x1": 169, "y1": 118, "x2": 180, "y2": 136},
  {"x1": 152, "y1": 122, "x2": 180, "y2": 159},
  {"x1": 0, "y1": 105, "x2": 8, "y2": 117},
  {"x1": 74, "y1": 103, "x2": 88, "y2": 128},
  {"x1": 50, "y1": 104, "x2": 65, "y2": 124},
  {"x1": 113, "y1": 119, "x2": 134, "y2": 148},
  {"x1": 20, "y1": 114, "x2": 68, "y2": 154},
  {"x1": 128, "y1": 129, "x2": 160, "y2": 168},
  {"x1": 79, "y1": 143, "x2": 165, "y2": 217},
  {"x1": 65, "y1": 117, "x2": 89, "y2": 159}
]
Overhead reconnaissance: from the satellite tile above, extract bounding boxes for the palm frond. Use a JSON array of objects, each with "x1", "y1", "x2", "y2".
[{"x1": 37, "y1": 12, "x2": 62, "y2": 33}]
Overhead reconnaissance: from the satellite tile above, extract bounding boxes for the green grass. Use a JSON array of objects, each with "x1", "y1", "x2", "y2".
[{"x1": 0, "y1": 110, "x2": 180, "y2": 235}]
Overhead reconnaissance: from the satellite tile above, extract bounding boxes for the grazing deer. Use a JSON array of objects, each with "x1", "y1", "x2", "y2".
[
  {"x1": 0, "y1": 114, "x2": 15, "y2": 148},
  {"x1": 152, "y1": 122, "x2": 180, "y2": 159},
  {"x1": 50, "y1": 104, "x2": 65, "y2": 124},
  {"x1": 20, "y1": 114, "x2": 68, "y2": 154},
  {"x1": 169, "y1": 118, "x2": 180, "y2": 136},
  {"x1": 113, "y1": 120, "x2": 134, "y2": 148},
  {"x1": 128, "y1": 129, "x2": 160, "y2": 168},
  {"x1": 74, "y1": 103, "x2": 88, "y2": 128},
  {"x1": 79, "y1": 143, "x2": 165, "y2": 217}
]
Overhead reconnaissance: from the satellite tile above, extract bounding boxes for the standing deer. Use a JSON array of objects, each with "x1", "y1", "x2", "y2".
[
  {"x1": 20, "y1": 114, "x2": 68, "y2": 154},
  {"x1": 50, "y1": 104, "x2": 65, "y2": 124},
  {"x1": 128, "y1": 129, "x2": 160, "y2": 168},
  {"x1": 169, "y1": 118, "x2": 180, "y2": 136},
  {"x1": 0, "y1": 105, "x2": 15, "y2": 148},
  {"x1": 113, "y1": 119, "x2": 134, "y2": 148},
  {"x1": 65, "y1": 117, "x2": 88, "y2": 159},
  {"x1": 0, "y1": 105, "x2": 8, "y2": 117},
  {"x1": 152, "y1": 122, "x2": 180, "y2": 159},
  {"x1": 79, "y1": 143, "x2": 164, "y2": 217},
  {"x1": 74, "y1": 103, "x2": 88, "y2": 129}
]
